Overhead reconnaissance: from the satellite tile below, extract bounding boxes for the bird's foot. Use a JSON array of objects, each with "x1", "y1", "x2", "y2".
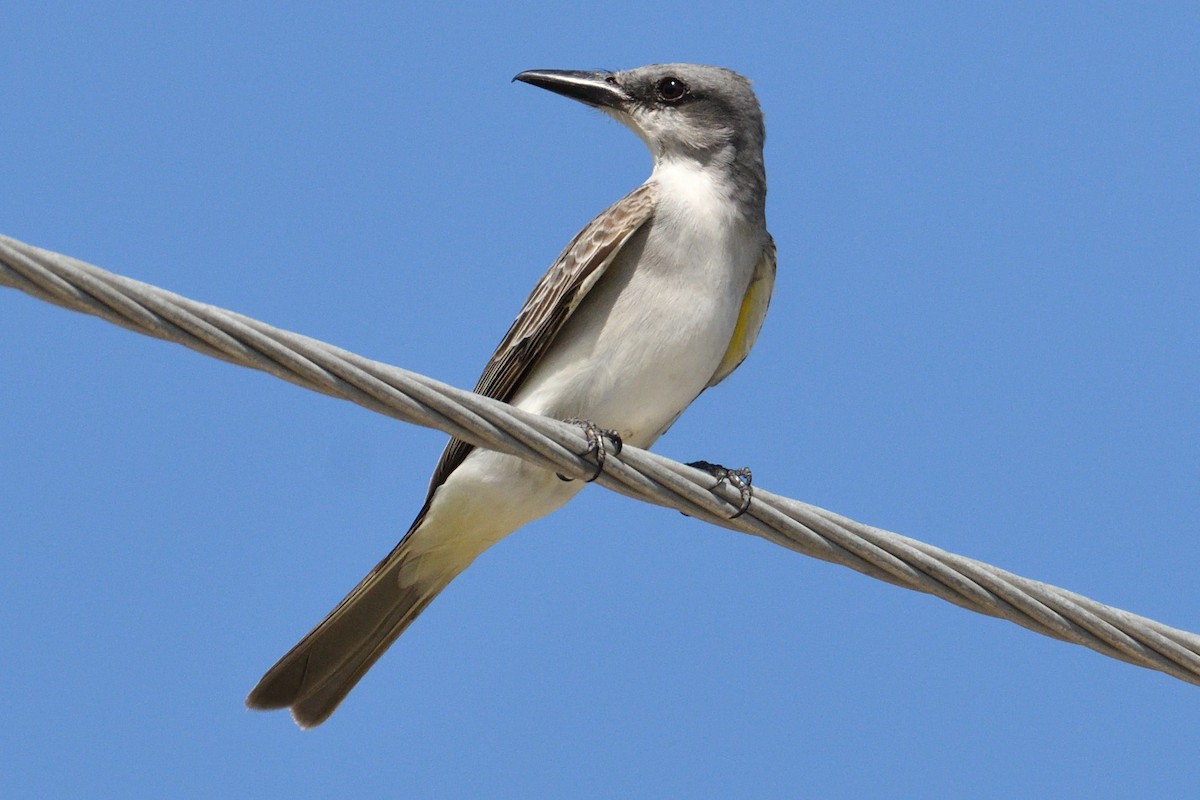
[
  {"x1": 557, "y1": 419, "x2": 623, "y2": 482},
  {"x1": 687, "y1": 460, "x2": 754, "y2": 519}
]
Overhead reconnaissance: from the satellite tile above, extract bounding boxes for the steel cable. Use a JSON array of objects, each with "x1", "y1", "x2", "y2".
[{"x1": 3, "y1": 232, "x2": 1197, "y2": 687}]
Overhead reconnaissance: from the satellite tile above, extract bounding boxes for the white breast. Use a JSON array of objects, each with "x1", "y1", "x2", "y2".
[{"x1": 512, "y1": 158, "x2": 762, "y2": 448}]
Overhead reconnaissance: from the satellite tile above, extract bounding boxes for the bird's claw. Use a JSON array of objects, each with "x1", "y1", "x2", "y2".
[
  {"x1": 557, "y1": 419, "x2": 623, "y2": 482},
  {"x1": 686, "y1": 460, "x2": 754, "y2": 519}
]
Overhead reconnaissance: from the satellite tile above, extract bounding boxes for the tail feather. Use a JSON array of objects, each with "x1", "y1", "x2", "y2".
[
  {"x1": 246, "y1": 530, "x2": 460, "y2": 728},
  {"x1": 288, "y1": 588, "x2": 442, "y2": 728}
]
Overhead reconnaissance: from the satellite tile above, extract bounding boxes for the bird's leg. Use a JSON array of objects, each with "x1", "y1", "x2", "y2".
[
  {"x1": 557, "y1": 419, "x2": 623, "y2": 482},
  {"x1": 686, "y1": 460, "x2": 754, "y2": 519}
]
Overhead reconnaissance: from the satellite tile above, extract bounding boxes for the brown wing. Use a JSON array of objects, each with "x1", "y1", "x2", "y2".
[{"x1": 424, "y1": 183, "x2": 657, "y2": 497}]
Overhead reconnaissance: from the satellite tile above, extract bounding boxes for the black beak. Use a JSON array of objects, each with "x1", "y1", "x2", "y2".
[{"x1": 513, "y1": 69, "x2": 627, "y2": 111}]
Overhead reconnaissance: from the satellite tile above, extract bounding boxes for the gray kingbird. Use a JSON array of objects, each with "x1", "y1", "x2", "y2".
[{"x1": 247, "y1": 63, "x2": 776, "y2": 728}]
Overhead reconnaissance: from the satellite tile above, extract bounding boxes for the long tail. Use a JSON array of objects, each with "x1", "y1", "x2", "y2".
[{"x1": 245, "y1": 523, "x2": 461, "y2": 729}]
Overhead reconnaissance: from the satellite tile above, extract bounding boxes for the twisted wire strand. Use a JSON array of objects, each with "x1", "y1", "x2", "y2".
[{"x1": 3, "y1": 232, "x2": 1198, "y2": 686}]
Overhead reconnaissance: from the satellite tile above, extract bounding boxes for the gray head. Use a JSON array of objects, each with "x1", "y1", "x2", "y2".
[{"x1": 515, "y1": 64, "x2": 766, "y2": 214}]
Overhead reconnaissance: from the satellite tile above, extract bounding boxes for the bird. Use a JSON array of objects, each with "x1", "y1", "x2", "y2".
[{"x1": 246, "y1": 63, "x2": 776, "y2": 728}]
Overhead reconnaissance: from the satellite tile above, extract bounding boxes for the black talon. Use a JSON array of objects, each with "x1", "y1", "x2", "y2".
[
  {"x1": 686, "y1": 460, "x2": 754, "y2": 519},
  {"x1": 558, "y1": 419, "x2": 623, "y2": 482}
]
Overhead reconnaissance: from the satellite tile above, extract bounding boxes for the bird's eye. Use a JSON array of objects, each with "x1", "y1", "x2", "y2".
[{"x1": 656, "y1": 76, "x2": 688, "y2": 102}]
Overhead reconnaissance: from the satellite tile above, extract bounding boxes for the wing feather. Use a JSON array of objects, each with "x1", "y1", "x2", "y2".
[{"x1": 425, "y1": 183, "x2": 657, "y2": 495}]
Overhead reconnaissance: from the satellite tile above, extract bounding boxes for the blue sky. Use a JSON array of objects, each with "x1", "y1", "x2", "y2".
[{"x1": 2, "y1": 3, "x2": 1198, "y2": 797}]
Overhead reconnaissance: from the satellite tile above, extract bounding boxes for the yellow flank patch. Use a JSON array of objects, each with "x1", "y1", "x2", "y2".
[
  {"x1": 727, "y1": 284, "x2": 757, "y2": 360},
  {"x1": 710, "y1": 260, "x2": 773, "y2": 387}
]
